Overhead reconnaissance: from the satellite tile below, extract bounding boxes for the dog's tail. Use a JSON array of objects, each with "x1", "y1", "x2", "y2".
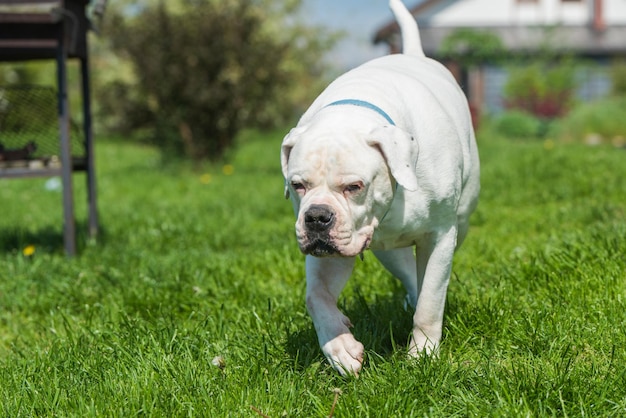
[{"x1": 389, "y1": 0, "x2": 425, "y2": 58}]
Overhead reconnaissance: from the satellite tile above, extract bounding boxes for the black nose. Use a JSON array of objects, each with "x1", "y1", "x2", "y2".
[{"x1": 304, "y1": 205, "x2": 335, "y2": 231}]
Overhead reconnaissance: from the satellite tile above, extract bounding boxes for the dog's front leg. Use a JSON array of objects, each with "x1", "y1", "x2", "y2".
[
  {"x1": 305, "y1": 255, "x2": 364, "y2": 376},
  {"x1": 409, "y1": 226, "x2": 457, "y2": 356}
]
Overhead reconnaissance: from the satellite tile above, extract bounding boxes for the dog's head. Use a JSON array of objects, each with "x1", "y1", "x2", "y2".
[{"x1": 281, "y1": 118, "x2": 418, "y2": 257}]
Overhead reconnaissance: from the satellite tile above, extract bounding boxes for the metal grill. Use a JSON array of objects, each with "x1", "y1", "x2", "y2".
[
  {"x1": 0, "y1": 0, "x2": 101, "y2": 255},
  {"x1": 0, "y1": 85, "x2": 84, "y2": 164}
]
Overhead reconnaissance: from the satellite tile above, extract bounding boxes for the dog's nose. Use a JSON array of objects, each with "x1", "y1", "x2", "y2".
[{"x1": 304, "y1": 205, "x2": 335, "y2": 231}]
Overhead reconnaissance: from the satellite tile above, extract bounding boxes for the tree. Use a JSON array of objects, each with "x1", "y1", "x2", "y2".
[{"x1": 98, "y1": 0, "x2": 337, "y2": 161}]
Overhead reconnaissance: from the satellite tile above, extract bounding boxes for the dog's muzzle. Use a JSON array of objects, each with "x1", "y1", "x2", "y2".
[
  {"x1": 301, "y1": 204, "x2": 339, "y2": 256},
  {"x1": 305, "y1": 204, "x2": 335, "y2": 231}
]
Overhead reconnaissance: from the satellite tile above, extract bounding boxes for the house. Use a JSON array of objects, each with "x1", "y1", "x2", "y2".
[{"x1": 374, "y1": 0, "x2": 626, "y2": 114}]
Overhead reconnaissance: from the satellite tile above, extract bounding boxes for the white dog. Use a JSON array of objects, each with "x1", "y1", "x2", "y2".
[{"x1": 281, "y1": 0, "x2": 480, "y2": 376}]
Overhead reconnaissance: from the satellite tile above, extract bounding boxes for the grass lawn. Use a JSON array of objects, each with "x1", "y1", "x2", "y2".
[{"x1": 1, "y1": 129, "x2": 625, "y2": 416}]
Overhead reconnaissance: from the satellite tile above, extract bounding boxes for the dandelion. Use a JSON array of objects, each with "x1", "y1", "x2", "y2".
[
  {"x1": 543, "y1": 139, "x2": 555, "y2": 150},
  {"x1": 222, "y1": 164, "x2": 235, "y2": 175},
  {"x1": 200, "y1": 173, "x2": 212, "y2": 184},
  {"x1": 211, "y1": 355, "x2": 225, "y2": 369},
  {"x1": 23, "y1": 245, "x2": 36, "y2": 257}
]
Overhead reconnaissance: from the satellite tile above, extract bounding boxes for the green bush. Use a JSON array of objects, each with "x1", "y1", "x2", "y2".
[
  {"x1": 491, "y1": 110, "x2": 543, "y2": 139},
  {"x1": 439, "y1": 28, "x2": 506, "y2": 66},
  {"x1": 99, "y1": 0, "x2": 336, "y2": 161},
  {"x1": 503, "y1": 60, "x2": 578, "y2": 118},
  {"x1": 610, "y1": 59, "x2": 626, "y2": 96},
  {"x1": 548, "y1": 96, "x2": 626, "y2": 143}
]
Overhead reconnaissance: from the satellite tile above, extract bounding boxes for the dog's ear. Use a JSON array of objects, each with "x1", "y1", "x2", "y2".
[
  {"x1": 367, "y1": 125, "x2": 419, "y2": 191},
  {"x1": 281, "y1": 126, "x2": 307, "y2": 199}
]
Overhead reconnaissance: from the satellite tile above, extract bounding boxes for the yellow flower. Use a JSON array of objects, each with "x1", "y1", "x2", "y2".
[
  {"x1": 543, "y1": 139, "x2": 555, "y2": 150},
  {"x1": 23, "y1": 245, "x2": 36, "y2": 257},
  {"x1": 200, "y1": 173, "x2": 212, "y2": 184},
  {"x1": 222, "y1": 164, "x2": 235, "y2": 175}
]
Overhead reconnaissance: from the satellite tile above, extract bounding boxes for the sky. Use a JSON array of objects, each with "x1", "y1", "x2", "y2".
[{"x1": 301, "y1": 0, "x2": 399, "y2": 70}]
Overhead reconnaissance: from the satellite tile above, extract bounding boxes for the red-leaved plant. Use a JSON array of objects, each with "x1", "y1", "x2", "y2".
[{"x1": 504, "y1": 62, "x2": 578, "y2": 118}]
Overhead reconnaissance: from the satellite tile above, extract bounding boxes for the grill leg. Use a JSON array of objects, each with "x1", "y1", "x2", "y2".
[
  {"x1": 81, "y1": 53, "x2": 98, "y2": 239},
  {"x1": 57, "y1": 26, "x2": 76, "y2": 256}
]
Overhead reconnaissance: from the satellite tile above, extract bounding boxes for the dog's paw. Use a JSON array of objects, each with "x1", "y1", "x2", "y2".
[
  {"x1": 321, "y1": 333, "x2": 364, "y2": 376},
  {"x1": 407, "y1": 327, "x2": 440, "y2": 358}
]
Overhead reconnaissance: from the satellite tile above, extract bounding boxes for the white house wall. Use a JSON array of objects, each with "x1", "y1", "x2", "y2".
[
  {"x1": 415, "y1": 0, "x2": 626, "y2": 27},
  {"x1": 416, "y1": 0, "x2": 510, "y2": 26},
  {"x1": 604, "y1": 0, "x2": 626, "y2": 24}
]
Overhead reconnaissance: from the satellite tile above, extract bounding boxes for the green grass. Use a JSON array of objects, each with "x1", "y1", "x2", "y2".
[{"x1": 1, "y1": 130, "x2": 625, "y2": 416}]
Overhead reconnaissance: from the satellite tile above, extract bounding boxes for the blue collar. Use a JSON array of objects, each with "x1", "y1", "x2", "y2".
[{"x1": 324, "y1": 99, "x2": 396, "y2": 126}]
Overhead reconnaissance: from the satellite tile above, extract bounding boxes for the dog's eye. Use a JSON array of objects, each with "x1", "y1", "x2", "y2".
[
  {"x1": 291, "y1": 181, "x2": 306, "y2": 193},
  {"x1": 343, "y1": 182, "x2": 364, "y2": 195}
]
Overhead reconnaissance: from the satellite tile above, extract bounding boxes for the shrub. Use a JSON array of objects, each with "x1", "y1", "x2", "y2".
[
  {"x1": 610, "y1": 59, "x2": 626, "y2": 96},
  {"x1": 548, "y1": 96, "x2": 626, "y2": 143},
  {"x1": 491, "y1": 110, "x2": 543, "y2": 139},
  {"x1": 439, "y1": 28, "x2": 506, "y2": 66},
  {"x1": 503, "y1": 60, "x2": 578, "y2": 119},
  {"x1": 99, "y1": 0, "x2": 335, "y2": 161}
]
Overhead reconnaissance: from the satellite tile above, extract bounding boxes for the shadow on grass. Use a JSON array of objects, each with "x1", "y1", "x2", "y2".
[
  {"x1": 284, "y1": 290, "x2": 413, "y2": 370},
  {"x1": 0, "y1": 226, "x2": 65, "y2": 254},
  {"x1": 0, "y1": 221, "x2": 109, "y2": 255}
]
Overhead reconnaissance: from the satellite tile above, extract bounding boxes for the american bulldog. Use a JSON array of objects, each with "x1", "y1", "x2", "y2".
[{"x1": 281, "y1": 0, "x2": 480, "y2": 376}]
